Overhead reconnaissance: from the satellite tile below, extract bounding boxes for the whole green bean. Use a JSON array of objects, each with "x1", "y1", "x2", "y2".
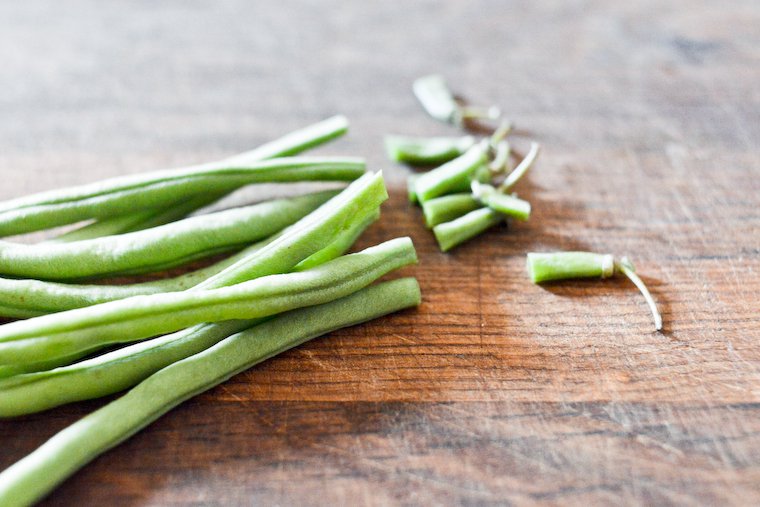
[
  {"x1": 54, "y1": 116, "x2": 350, "y2": 241},
  {"x1": 0, "y1": 156, "x2": 364, "y2": 236},
  {"x1": 0, "y1": 191, "x2": 337, "y2": 280},
  {"x1": 385, "y1": 135, "x2": 475, "y2": 166},
  {"x1": 433, "y1": 207, "x2": 503, "y2": 252},
  {"x1": 0, "y1": 237, "x2": 417, "y2": 374},
  {"x1": 413, "y1": 143, "x2": 488, "y2": 203},
  {"x1": 0, "y1": 277, "x2": 420, "y2": 507},
  {"x1": 421, "y1": 193, "x2": 480, "y2": 228}
]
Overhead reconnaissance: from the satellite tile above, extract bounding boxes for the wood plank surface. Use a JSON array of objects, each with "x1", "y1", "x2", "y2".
[{"x1": 1, "y1": 0, "x2": 759, "y2": 505}]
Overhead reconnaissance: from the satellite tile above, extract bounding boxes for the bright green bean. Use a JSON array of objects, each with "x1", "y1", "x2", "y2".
[
  {"x1": 385, "y1": 135, "x2": 475, "y2": 166},
  {"x1": 0, "y1": 277, "x2": 421, "y2": 506},
  {"x1": 0, "y1": 191, "x2": 337, "y2": 280},
  {"x1": 471, "y1": 182, "x2": 531, "y2": 221},
  {"x1": 526, "y1": 252, "x2": 614, "y2": 283},
  {"x1": 0, "y1": 237, "x2": 417, "y2": 375},
  {"x1": 421, "y1": 193, "x2": 480, "y2": 228},
  {"x1": 433, "y1": 207, "x2": 503, "y2": 252},
  {"x1": 413, "y1": 143, "x2": 488, "y2": 203},
  {"x1": 0, "y1": 156, "x2": 364, "y2": 237},
  {"x1": 294, "y1": 209, "x2": 379, "y2": 271},
  {"x1": 54, "y1": 116, "x2": 350, "y2": 241}
]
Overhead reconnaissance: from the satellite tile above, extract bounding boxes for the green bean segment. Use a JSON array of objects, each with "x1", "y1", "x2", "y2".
[
  {"x1": 0, "y1": 157, "x2": 364, "y2": 237},
  {"x1": 0, "y1": 277, "x2": 421, "y2": 507},
  {"x1": 421, "y1": 193, "x2": 480, "y2": 228},
  {"x1": 53, "y1": 115, "x2": 350, "y2": 241},
  {"x1": 385, "y1": 135, "x2": 475, "y2": 165},
  {"x1": 413, "y1": 74, "x2": 460, "y2": 124},
  {"x1": 527, "y1": 251, "x2": 662, "y2": 330},
  {"x1": 433, "y1": 207, "x2": 503, "y2": 252},
  {"x1": 0, "y1": 191, "x2": 337, "y2": 280},
  {"x1": 0, "y1": 237, "x2": 417, "y2": 373},
  {"x1": 413, "y1": 143, "x2": 488, "y2": 203},
  {"x1": 527, "y1": 252, "x2": 615, "y2": 283}
]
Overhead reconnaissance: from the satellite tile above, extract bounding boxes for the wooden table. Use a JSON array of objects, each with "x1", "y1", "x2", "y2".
[{"x1": 1, "y1": 1, "x2": 759, "y2": 505}]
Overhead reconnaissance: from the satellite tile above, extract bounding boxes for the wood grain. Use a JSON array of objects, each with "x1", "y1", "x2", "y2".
[{"x1": 1, "y1": 0, "x2": 759, "y2": 505}]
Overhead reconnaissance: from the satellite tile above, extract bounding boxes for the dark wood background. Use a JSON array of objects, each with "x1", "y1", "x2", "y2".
[{"x1": 1, "y1": 1, "x2": 759, "y2": 505}]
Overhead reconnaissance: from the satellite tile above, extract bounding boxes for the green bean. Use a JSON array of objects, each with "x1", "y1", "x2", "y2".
[
  {"x1": 0, "y1": 277, "x2": 420, "y2": 506},
  {"x1": 471, "y1": 181, "x2": 531, "y2": 221},
  {"x1": 526, "y1": 252, "x2": 662, "y2": 330},
  {"x1": 413, "y1": 143, "x2": 488, "y2": 203},
  {"x1": 0, "y1": 210, "x2": 380, "y2": 408},
  {"x1": 0, "y1": 237, "x2": 416, "y2": 375},
  {"x1": 0, "y1": 191, "x2": 337, "y2": 280},
  {"x1": 54, "y1": 116, "x2": 350, "y2": 241},
  {"x1": 433, "y1": 207, "x2": 503, "y2": 252},
  {"x1": 385, "y1": 135, "x2": 475, "y2": 166},
  {"x1": 421, "y1": 193, "x2": 480, "y2": 228},
  {"x1": 0, "y1": 156, "x2": 364, "y2": 237},
  {"x1": 193, "y1": 171, "x2": 388, "y2": 289},
  {"x1": 527, "y1": 252, "x2": 615, "y2": 283},
  {"x1": 52, "y1": 194, "x2": 219, "y2": 243},
  {"x1": 294, "y1": 209, "x2": 379, "y2": 271}
]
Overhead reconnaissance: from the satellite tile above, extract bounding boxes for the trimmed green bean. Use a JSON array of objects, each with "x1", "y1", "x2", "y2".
[
  {"x1": 527, "y1": 252, "x2": 614, "y2": 283},
  {"x1": 413, "y1": 143, "x2": 488, "y2": 203},
  {"x1": 408, "y1": 174, "x2": 419, "y2": 204},
  {"x1": 471, "y1": 182, "x2": 531, "y2": 221},
  {"x1": 0, "y1": 156, "x2": 364, "y2": 237},
  {"x1": 433, "y1": 207, "x2": 503, "y2": 252},
  {"x1": 385, "y1": 135, "x2": 475, "y2": 166},
  {"x1": 0, "y1": 237, "x2": 417, "y2": 375},
  {"x1": 294, "y1": 209, "x2": 379, "y2": 271},
  {"x1": 526, "y1": 252, "x2": 662, "y2": 331},
  {"x1": 0, "y1": 277, "x2": 421, "y2": 506},
  {"x1": 421, "y1": 193, "x2": 480, "y2": 228},
  {"x1": 54, "y1": 116, "x2": 350, "y2": 241},
  {"x1": 0, "y1": 191, "x2": 337, "y2": 280}
]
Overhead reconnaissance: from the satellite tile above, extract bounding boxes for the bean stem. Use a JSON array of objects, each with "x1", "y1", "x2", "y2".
[
  {"x1": 0, "y1": 277, "x2": 421, "y2": 506},
  {"x1": 499, "y1": 142, "x2": 540, "y2": 192},
  {"x1": 471, "y1": 181, "x2": 531, "y2": 221}
]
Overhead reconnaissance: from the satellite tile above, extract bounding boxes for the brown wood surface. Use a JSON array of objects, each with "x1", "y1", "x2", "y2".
[{"x1": 1, "y1": 1, "x2": 759, "y2": 505}]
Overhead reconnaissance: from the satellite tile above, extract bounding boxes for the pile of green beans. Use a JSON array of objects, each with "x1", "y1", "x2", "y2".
[
  {"x1": 389, "y1": 75, "x2": 538, "y2": 251},
  {"x1": 0, "y1": 117, "x2": 423, "y2": 506},
  {"x1": 0, "y1": 278, "x2": 421, "y2": 506}
]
